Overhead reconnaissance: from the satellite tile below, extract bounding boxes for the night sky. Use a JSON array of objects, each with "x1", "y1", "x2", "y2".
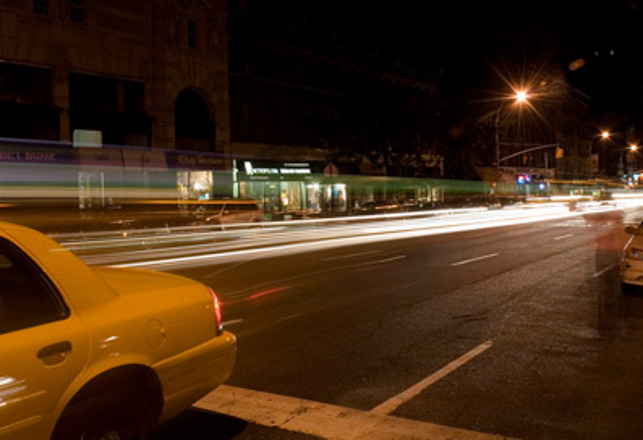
[
  {"x1": 245, "y1": 0, "x2": 643, "y2": 134},
  {"x1": 272, "y1": 0, "x2": 643, "y2": 115}
]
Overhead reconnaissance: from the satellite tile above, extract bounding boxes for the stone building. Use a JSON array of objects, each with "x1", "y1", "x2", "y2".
[
  {"x1": 0, "y1": 0, "x2": 231, "y2": 203},
  {"x1": 0, "y1": 0, "x2": 229, "y2": 155},
  {"x1": 0, "y1": 0, "x2": 444, "y2": 213}
]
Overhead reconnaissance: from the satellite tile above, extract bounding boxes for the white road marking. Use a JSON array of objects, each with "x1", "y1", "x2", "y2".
[
  {"x1": 195, "y1": 382, "x2": 512, "y2": 440},
  {"x1": 554, "y1": 233, "x2": 574, "y2": 241},
  {"x1": 592, "y1": 262, "x2": 618, "y2": 278},
  {"x1": 370, "y1": 340, "x2": 494, "y2": 416},
  {"x1": 451, "y1": 253, "x2": 499, "y2": 267},
  {"x1": 321, "y1": 250, "x2": 382, "y2": 261},
  {"x1": 359, "y1": 255, "x2": 407, "y2": 266},
  {"x1": 221, "y1": 319, "x2": 244, "y2": 327}
]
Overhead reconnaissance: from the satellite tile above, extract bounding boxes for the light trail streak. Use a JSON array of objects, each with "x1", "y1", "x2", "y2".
[
  {"x1": 80, "y1": 205, "x2": 565, "y2": 266},
  {"x1": 102, "y1": 201, "x2": 641, "y2": 270}
]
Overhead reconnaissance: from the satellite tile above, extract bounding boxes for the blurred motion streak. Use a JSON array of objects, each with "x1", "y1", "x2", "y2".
[
  {"x1": 96, "y1": 201, "x2": 643, "y2": 270},
  {"x1": 224, "y1": 286, "x2": 291, "y2": 303}
]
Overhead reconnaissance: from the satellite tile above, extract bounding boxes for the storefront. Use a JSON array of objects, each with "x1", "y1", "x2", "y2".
[
  {"x1": 236, "y1": 160, "x2": 323, "y2": 220},
  {"x1": 165, "y1": 150, "x2": 229, "y2": 202}
]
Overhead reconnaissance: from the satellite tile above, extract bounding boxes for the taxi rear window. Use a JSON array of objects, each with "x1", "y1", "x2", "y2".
[{"x1": 0, "y1": 237, "x2": 68, "y2": 334}]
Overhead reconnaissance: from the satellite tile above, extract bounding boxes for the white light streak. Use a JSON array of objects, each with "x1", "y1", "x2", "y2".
[{"x1": 52, "y1": 199, "x2": 643, "y2": 270}]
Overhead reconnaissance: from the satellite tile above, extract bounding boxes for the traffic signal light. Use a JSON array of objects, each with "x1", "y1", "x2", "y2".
[{"x1": 556, "y1": 147, "x2": 564, "y2": 159}]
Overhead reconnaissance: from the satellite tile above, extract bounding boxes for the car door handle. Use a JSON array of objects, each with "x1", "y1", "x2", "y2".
[{"x1": 37, "y1": 341, "x2": 72, "y2": 359}]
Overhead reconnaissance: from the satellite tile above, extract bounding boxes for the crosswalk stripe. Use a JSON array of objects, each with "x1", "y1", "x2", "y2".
[{"x1": 194, "y1": 385, "x2": 515, "y2": 440}]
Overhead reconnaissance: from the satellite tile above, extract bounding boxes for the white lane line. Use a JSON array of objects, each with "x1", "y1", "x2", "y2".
[
  {"x1": 195, "y1": 382, "x2": 511, "y2": 440},
  {"x1": 370, "y1": 340, "x2": 494, "y2": 416},
  {"x1": 554, "y1": 233, "x2": 574, "y2": 241},
  {"x1": 321, "y1": 250, "x2": 382, "y2": 261},
  {"x1": 450, "y1": 253, "x2": 499, "y2": 267},
  {"x1": 221, "y1": 318, "x2": 244, "y2": 327},
  {"x1": 593, "y1": 262, "x2": 618, "y2": 278},
  {"x1": 359, "y1": 255, "x2": 407, "y2": 266}
]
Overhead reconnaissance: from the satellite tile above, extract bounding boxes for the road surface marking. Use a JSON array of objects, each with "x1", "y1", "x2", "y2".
[
  {"x1": 365, "y1": 255, "x2": 407, "y2": 265},
  {"x1": 195, "y1": 381, "x2": 512, "y2": 440},
  {"x1": 370, "y1": 340, "x2": 493, "y2": 416},
  {"x1": 322, "y1": 250, "x2": 382, "y2": 261},
  {"x1": 451, "y1": 253, "x2": 499, "y2": 267},
  {"x1": 593, "y1": 262, "x2": 618, "y2": 278},
  {"x1": 354, "y1": 255, "x2": 407, "y2": 272},
  {"x1": 554, "y1": 233, "x2": 573, "y2": 241}
]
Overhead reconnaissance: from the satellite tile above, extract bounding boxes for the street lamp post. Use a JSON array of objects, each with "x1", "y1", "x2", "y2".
[
  {"x1": 588, "y1": 131, "x2": 611, "y2": 176},
  {"x1": 619, "y1": 144, "x2": 638, "y2": 179},
  {"x1": 494, "y1": 91, "x2": 529, "y2": 177},
  {"x1": 495, "y1": 105, "x2": 501, "y2": 174}
]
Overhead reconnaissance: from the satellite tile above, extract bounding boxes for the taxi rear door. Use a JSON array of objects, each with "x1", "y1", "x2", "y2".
[{"x1": 0, "y1": 237, "x2": 88, "y2": 440}]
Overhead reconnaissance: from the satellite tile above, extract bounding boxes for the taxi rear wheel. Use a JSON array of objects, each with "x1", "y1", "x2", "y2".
[
  {"x1": 622, "y1": 282, "x2": 636, "y2": 295},
  {"x1": 53, "y1": 389, "x2": 155, "y2": 440}
]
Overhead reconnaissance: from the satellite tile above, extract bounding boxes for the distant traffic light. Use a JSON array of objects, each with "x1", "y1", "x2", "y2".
[{"x1": 556, "y1": 147, "x2": 564, "y2": 159}]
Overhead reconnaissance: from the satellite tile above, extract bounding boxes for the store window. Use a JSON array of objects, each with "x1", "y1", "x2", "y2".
[
  {"x1": 307, "y1": 183, "x2": 321, "y2": 213},
  {"x1": 324, "y1": 183, "x2": 347, "y2": 213},
  {"x1": 177, "y1": 170, "x2": 213, "y2": 201}
]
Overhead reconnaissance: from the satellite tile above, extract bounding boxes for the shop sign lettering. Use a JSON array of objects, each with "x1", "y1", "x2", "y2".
[
  {"x1": 0, "y1": 151, "x2": 56, "y2": 162},
  {"x1": 176, "y1": 154, "x2": 224, "y2": 168}
]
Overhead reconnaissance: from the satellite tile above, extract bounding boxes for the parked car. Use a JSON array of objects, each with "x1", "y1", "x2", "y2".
[
  {"x1": 621, "y1": 223, "x2": 643, "y2": 294},
  {"x1": 0, "y1": 222, "x2": 236, "y2": 440}
]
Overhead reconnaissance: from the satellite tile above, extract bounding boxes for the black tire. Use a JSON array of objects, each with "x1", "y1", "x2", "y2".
[
  {"x1": 52, "y1": 389, "x2": 155, "y2": 440},
  {"x1": 622, "y1": 282, "x2": 636, "y2": 295}
]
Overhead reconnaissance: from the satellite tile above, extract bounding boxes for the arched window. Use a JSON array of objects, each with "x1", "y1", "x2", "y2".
[{"x1": 174, "y1": 89, "x2": 215, "y2": 151}]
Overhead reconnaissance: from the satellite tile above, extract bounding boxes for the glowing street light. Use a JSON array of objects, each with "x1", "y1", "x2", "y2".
[
  {"x1": 495, "y1": 90, "x2": 530, "y2": 174},
  {"x1": 619, "y1": 143, "x2": 639, "y2": 178},
  {"x1": 515, "y1": 90, "x2": 529, "y2": 103},
  {"x1": 589, "y1": 131, "x2": 612, "y2": 172}
]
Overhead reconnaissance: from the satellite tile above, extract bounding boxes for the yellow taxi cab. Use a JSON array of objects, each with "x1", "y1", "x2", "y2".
[{"x1": 0, "y1": 222, "x2": 236, "y2": 439}]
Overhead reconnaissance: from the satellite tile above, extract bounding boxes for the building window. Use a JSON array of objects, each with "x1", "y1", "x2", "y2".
[
  {"x1": 71, "y1": 0, "x2": 84, "y2": 23},
  {"x1": 187, "y1": 19, "x2": 197, "y2": 48},
  {"x1": 34, "y1": 0, "x2": 48, "y2": 15}
]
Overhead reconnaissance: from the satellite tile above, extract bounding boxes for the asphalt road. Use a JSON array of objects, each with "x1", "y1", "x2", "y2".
[{"x1": 128, "y1": 205, "x2": 643, "y2": 439}]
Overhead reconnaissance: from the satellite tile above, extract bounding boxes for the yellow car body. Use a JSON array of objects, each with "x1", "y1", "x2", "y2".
[{"x1": 0, "y1": 222, "x2": 236, "y2": 439}]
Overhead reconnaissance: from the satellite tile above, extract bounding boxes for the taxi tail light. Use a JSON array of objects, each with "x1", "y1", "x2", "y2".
[{"x1": 209, "y1": 288, "x2": 223, "y2": 335}]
